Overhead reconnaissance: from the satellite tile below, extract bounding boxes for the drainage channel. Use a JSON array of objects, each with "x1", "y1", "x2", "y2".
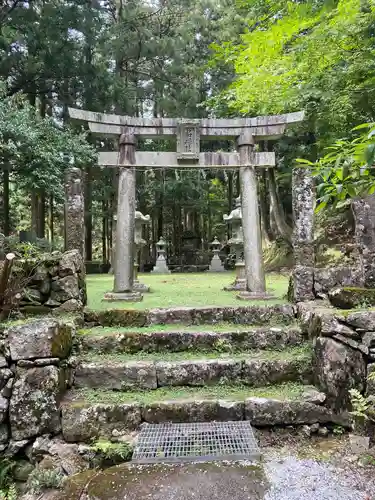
[{"x1": 132, "y1": 421, "x2": 261, "y2": 464}]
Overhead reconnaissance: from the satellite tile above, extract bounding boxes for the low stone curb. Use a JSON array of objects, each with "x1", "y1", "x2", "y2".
[
  {"x1": 79, "y1": 326, "x2": 304, "y2": 354},
  {"x1": 84, "y1": 304, "x2": 296, "y2": 327},
  {"x1": 74, "y1": 355, "x2": 312, "y2": 390},
  {"x1": 61, "y1": 397, "x2": 349, "y2": 443}
]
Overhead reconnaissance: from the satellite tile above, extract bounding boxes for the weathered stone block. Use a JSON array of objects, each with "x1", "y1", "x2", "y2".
[
  {"x1": 142, "y1": 400, "x2": 244, "y2": 424},
  {"x1": 242, "y1": 358, "x2": 312, "y2": 387},
  {"x1": 328, "y1": 287, "x2": 375, "y2": 309},
  {"x1": 314, "y1": 337, "x2": 366, "y2": 411},
  {"x1": 156, "y1": 359, "x2": 242, "y2": 387},
  {"x1": 367, "y1": 363, "x2": 375, "y2": 396},
  {"x1": 74, "y1": 361, "x2": 157, "y2": 390},
  {"x1": 245, "y1": 397, "x2": 342, "y2": 426},
  {"x1": 288, "y1": 266, "x2": 314, "y2": 302},
  {"x1": 9, "y1": 366, "x2": 63, "y2": 440},
  {"x1": 61, "y1": 403, "x2": 141, "y2": 443},
  {"x1": 53, "y1": 299, "x2": 83, "y2": 314},
  {"x1": 314, "y1": 266, "x2": 363, "y2": 296},
  {"x1": 51, "y1": 276, "x2": 80, "y2": 302},
  {"x1": 7, "y1": 319, "x2": 72, "y2": 360},
  {"x1": 58, "y1": 249, "x2": 84, "y2": 278},
  {"x1": 352, "y1": 195, "x2": 375, "y2": 288},
  {"x1": 345, "y1": 311, "x2": 375, "y2": 331},
  {"x1": 84, "y1": 309, "x2": 147, "y2": 327}
]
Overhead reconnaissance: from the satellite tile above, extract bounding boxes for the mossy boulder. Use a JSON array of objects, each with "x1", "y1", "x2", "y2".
[{"x1": 328, "y1": 287, "x2": 375, "y2": 309}]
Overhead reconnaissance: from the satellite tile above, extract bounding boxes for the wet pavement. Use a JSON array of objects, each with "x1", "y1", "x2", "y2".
[{"x1": 55, "y1": 438, "x2": 375, "y2": 500}]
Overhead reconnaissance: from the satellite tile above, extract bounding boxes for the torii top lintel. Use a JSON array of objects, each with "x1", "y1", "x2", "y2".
[{"x1": 68, "y1": 108, "x2": 304, "y2": 141}]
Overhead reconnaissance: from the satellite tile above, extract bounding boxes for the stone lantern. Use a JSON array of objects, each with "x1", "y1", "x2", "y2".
[
  {"x1": 223, "y1": 196, "x2": 246, "y2": 291},
  {"x1": 207, "y1": 237, "x2": 225, "y2": 272},
  {"x1": 133, "y1": 210, "x2": 151, "y2": 292},
  {"x1": 151, "y1": 237, "x2": 171, "y2": 274}
]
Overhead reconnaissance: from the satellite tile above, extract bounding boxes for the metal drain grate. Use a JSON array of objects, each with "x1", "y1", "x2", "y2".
[{"x1": 132, "y1": 421, "x2": 260, "y2": 464}]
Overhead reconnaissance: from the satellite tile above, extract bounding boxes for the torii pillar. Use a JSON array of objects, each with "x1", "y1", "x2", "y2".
[
  {"x1": 237, "y1": 132, "x2": 271, "y2": 299},
  {"x1": 103, "y1": 131, "x2": 143, "y2": 302}
]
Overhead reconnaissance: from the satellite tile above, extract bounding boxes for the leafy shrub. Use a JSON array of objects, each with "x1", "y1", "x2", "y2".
[{"x1": 27, "y1": 468, "x2": 65, "y2": 494}]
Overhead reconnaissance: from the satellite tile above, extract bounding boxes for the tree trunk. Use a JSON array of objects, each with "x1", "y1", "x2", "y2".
[
  {"x1": 3, "y1": 165, "x2": 10, "y2": 236},
  {"x1": 31, "y1": 191, "x2": 45, "y2": 238},
  {"x1": 85, "y1": 166, "x2": 93, "y2": 261},
  {"x1": 260, "y1": 170, "x2": 275, "y2": 244},
  {"x1": 49, "y1": 194, "x2": 54, "y2": 245},
  {"x1": 102, "y1": 199, "x2": 107, "y2": 263},
  {"x1": 267, "y1": 169, "x2": 292, "y2": 245}
]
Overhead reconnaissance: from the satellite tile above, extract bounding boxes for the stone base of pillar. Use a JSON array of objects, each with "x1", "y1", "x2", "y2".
[
  {"x1": 236, "y1": 290, "x2": 276, "y2": 301},
  {"x1": 223, "y1": 262, "x2": 246, "y2": 291},
  {"x1": 102, "y1": 291, "x2": 143, "y2": 302},
  {"x1": 133, "y1": 281, "x2": 150, "y2": 293}
]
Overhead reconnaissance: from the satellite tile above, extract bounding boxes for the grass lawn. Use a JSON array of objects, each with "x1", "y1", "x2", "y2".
[{"x1": 87, "y1": 273, "x2": 289, "y2": 310}]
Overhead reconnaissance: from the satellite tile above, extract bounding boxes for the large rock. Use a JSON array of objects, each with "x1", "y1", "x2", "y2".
[
  {"x1": 242, "y1": 358, "x2": 312, "y2": 387},
  {"x1": 9, "y1": 366, "x2": 63, "y2": 440},
  {"x1": 51, "y1": 276, "x2": 80, "y2": 302},
  {"x1": 61, "y1": 403, "x2": 141, "y2": 443},
  {"x1": 288, "y1": 266, "x2": 315, "y2": 302},
  {"x1": 367, "y1": 363, "x2": 375, "y2": 396},
  {"x1": 314, "y1": 337, "x2": 366, "y2": 411},
  {"x1": 156, "y1": 359, "x2": 242, "y2": 387},
  {"x1": 245, "y1": 397, "x2": 345, "y2": 426},
  {"x1": 143, "y1": 400, "x2": 244, "y2": 424},
  {"x1": 345, "y1": 311, "x2": 375, "y2": 331},
  {"x1": 314, "y1": 266, "x2": 363, "y2": 296},
  {"x1": 58, "y1": 250, "x2": 84, "y2": 278},
  {"x1": 328, "y1": 287, "x2": 375, "y2": 309},
  {"x1": 74, "y1": 361, "x2": 157, "y2": 390},
  {"x1": 7, "y1": 319, "x2": 73, "y2": 360}
]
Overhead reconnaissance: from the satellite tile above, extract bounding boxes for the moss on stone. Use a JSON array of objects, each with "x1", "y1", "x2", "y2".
[
  {"x1": 64, "y1": 381, "x2": 312, "y2": 406},
  {"x1": 84, "y1": 309, "x2": 147, "y2": 327}
]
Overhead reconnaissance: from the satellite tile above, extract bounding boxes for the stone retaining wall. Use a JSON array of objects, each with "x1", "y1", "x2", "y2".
[
  {"x1": 297, "y1": 302, "x2": 375, "y2": 410},
  {"x1": 15, "y1": 250, "x2": 86, "y2": 315},
  {"x1": 289, "y1": 265, "x2": 364, "y2": 302},
  {"x1": 0, "y1": 318, "x2": 75, "y2": 453}
]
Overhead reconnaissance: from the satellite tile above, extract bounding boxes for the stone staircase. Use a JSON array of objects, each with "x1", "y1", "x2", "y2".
[{"x1": 61, "y1": 305, "x2": 345, "y2": 443}]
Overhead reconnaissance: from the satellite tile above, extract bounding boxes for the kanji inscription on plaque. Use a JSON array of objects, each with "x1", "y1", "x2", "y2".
[{"x1": 176, "y1": 120, "x2": 200, "y2": 160}]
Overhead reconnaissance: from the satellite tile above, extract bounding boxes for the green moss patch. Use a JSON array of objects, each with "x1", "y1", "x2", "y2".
[{"x1": 64, "y1": 381, "x2": 312, "y2": 406}]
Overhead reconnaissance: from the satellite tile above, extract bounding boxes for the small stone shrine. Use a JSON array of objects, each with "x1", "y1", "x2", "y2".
[
  {"x1": 133, "y1": 210, "x2": 151, "y2": 292},
  {"x1": 208, "y1": 237, "x2": 225, "y2": 273},
  {"x1": 151, "y1": 237, "x2": 171, "y2": 274},
  {"x1": 223, "y1": 197, "x2": 246, "y2": 291}
]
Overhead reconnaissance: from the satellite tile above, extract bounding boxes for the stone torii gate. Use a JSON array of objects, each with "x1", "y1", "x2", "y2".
[{"x1": 68, "y1": 108, "x2": 304, "y2": 301}]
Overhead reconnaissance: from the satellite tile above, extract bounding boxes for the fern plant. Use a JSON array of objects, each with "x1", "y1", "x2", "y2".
[
  {"x1": 349, "y1": 371, "x2": 375, "y2": 429},
  {"x1": 0, "y1": 484, "x2": 17, "y2": 500}
]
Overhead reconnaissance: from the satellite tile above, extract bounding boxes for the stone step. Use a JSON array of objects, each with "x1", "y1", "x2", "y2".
[
  {"x1": 78, "y1": 324, "x2": 303, "y2": 355},
  {"x1": 60, "y1": 383, "x2": 346, "y2": 443},
  {"x1": 84, "y1": 304, "x2": 295, "y2": 328},
  {"x1": 73, "y1": 347, "x2": 312, "y2": 391}
]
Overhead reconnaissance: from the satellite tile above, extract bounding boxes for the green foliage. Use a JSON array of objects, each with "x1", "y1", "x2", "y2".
[
  {"x1": 0, "y1": 461, "x2": 15, "y2": 493},
  {"x1": 27, "y1": 468, "x2": 65, "y2": 494},
  {"x1": 90, "y1": 440, "x2": 133, "y2": 465},
  {"x1": 349, "y1": 371, "x2": 375, "y2": 427},
  {"x1": 298, "y1": 123, "x2": 375, "y2": 211},
  {"x1": 0, "y1": 484, "x2": 17, "y2": 500}
]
